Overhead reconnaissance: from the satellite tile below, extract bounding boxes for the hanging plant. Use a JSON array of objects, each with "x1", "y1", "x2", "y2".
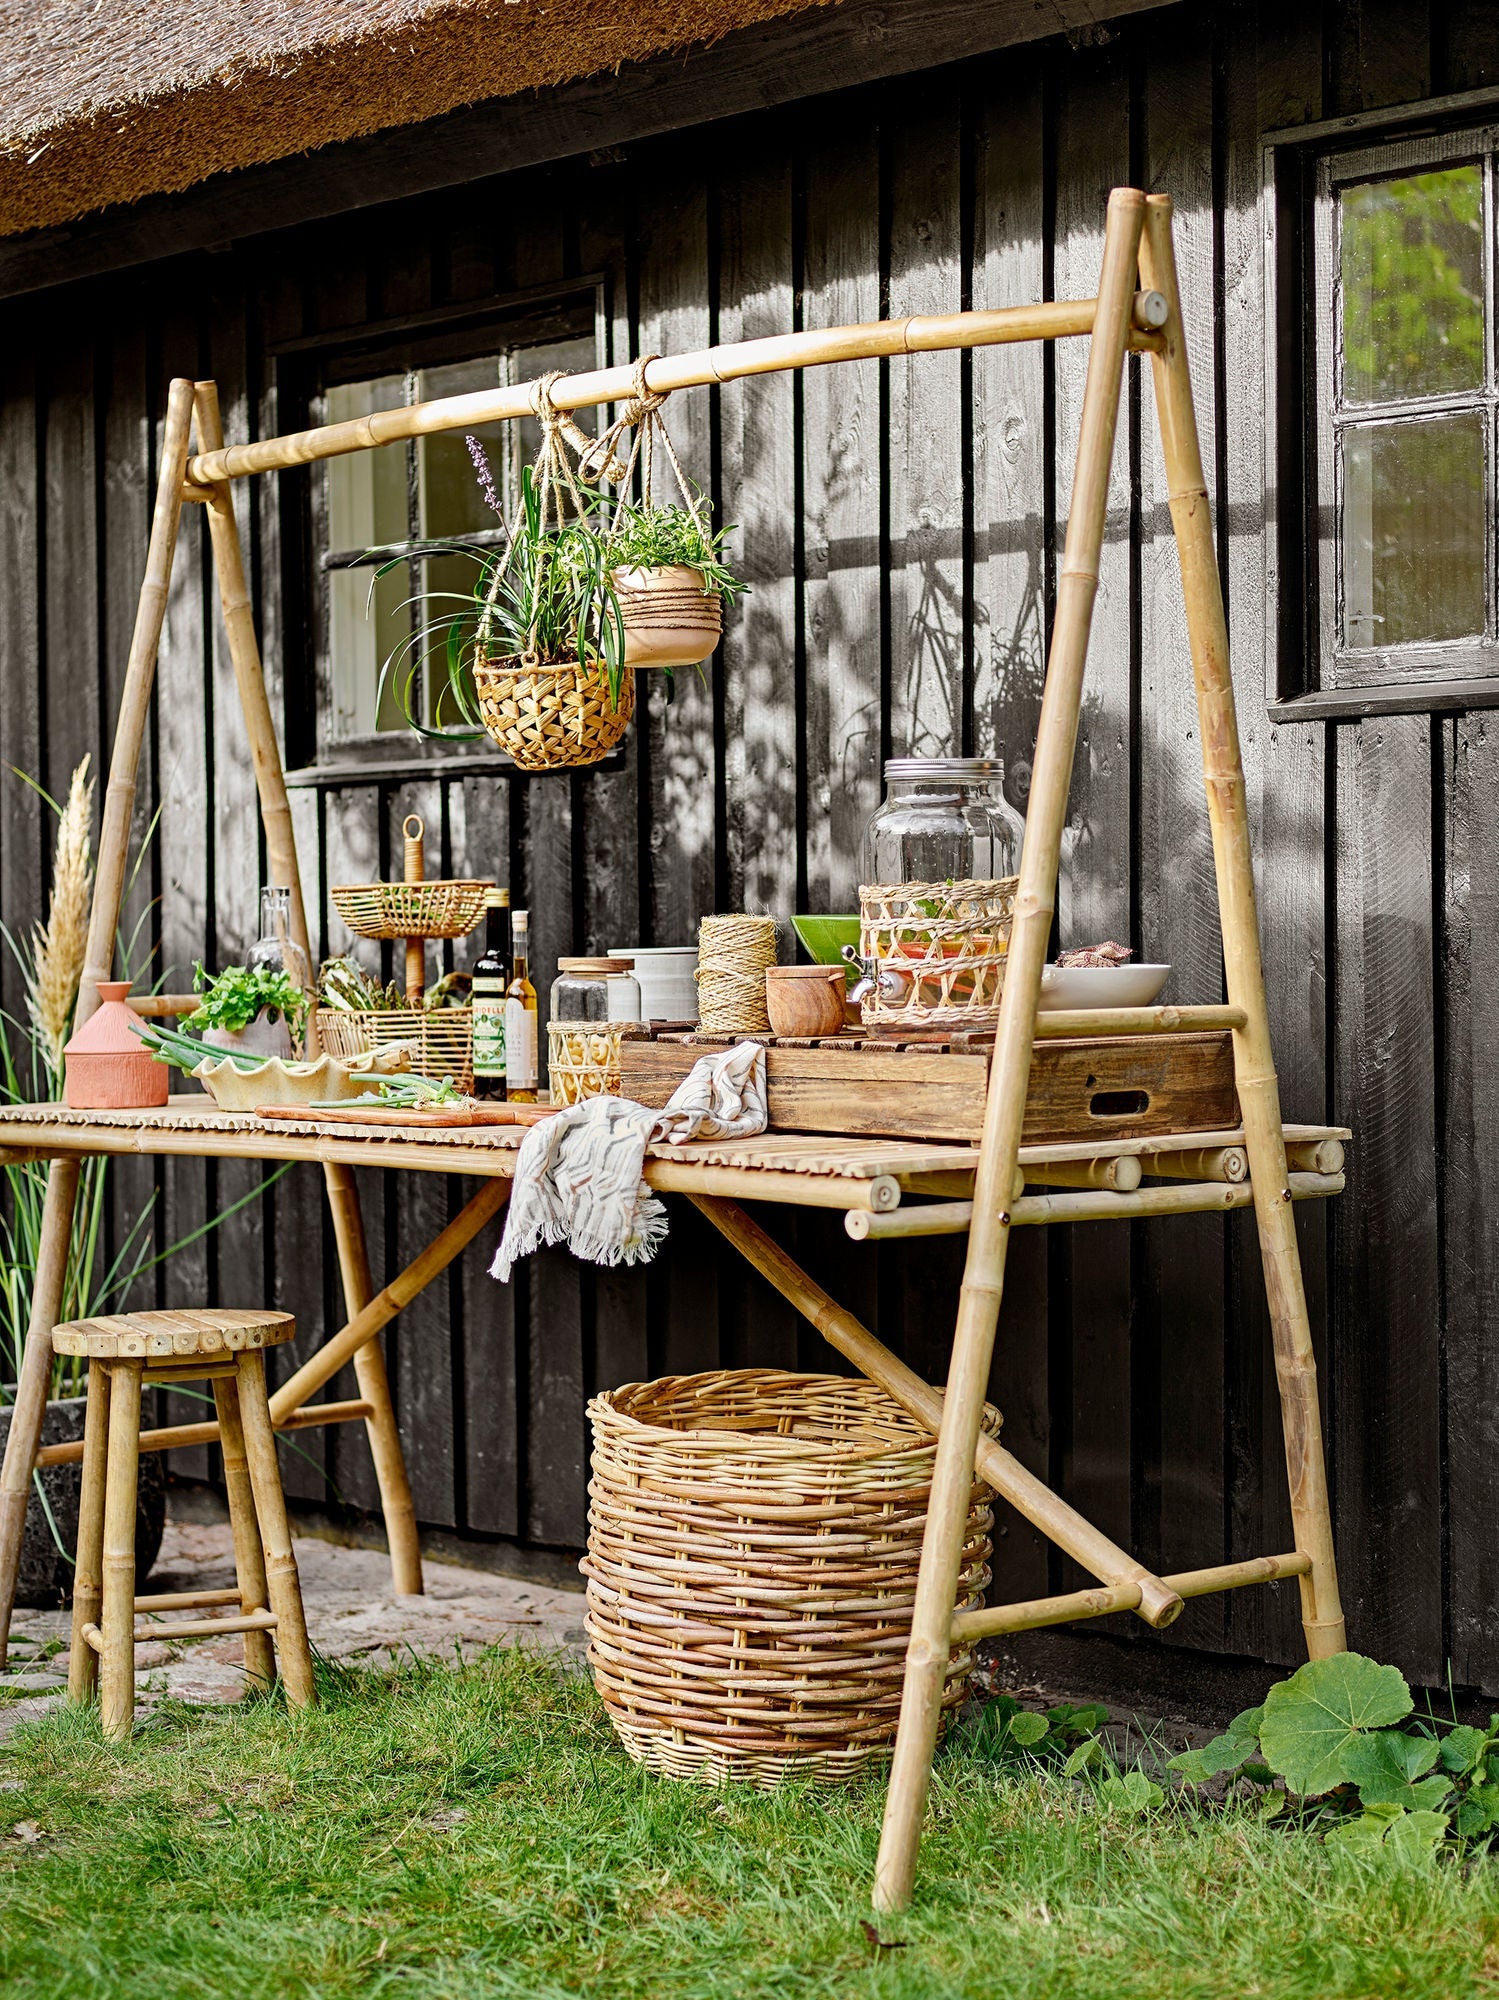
[
  {"x1": 585, "y1": 357, "x2": 746, "y2": 672},
  {"x1": 375, "y1": 373, "x2": 632, "y2": 773}
]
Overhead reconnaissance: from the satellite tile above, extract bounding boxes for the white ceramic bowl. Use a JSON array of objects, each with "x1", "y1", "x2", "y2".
[{"x1": 1036, "y1": 963, "x2": 1170, "y2": 1012}]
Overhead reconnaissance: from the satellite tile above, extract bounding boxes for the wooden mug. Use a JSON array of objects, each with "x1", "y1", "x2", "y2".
[{"x1": 765, "y1": 964, "x2": 847, "y2": 1038}]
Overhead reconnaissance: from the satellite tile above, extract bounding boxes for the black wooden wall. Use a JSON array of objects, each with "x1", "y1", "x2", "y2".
[{"x1": 2, "y1": 0, "x2": 1496, "y2": 1696}]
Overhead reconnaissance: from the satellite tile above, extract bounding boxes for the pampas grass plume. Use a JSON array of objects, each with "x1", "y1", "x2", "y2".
[{"x1": 29, "y1": 756, "x2": 94, "y2": 1081}]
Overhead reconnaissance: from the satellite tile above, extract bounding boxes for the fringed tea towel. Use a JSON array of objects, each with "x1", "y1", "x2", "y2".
[{"x1": 490, "y1": 1040, "x2": 767, "y2": 1282}]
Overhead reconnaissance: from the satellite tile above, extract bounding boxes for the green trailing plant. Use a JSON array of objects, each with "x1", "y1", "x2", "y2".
[
  {"x1": 607, "y1": 499, "x2": 746, "y2": 602},
  {"x1": 185, "y1": 959, "x2": 308, "y2": 1042},
  {"x1": 377, "y1": 451, "x2": 629, "y2": 742},
  {"x1": 1169, "y1": 1650, "x2": 1499, "y2": 1855}
]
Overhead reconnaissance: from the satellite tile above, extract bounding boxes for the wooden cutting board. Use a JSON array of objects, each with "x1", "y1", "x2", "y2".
[{"x1": 254, "y1": 1102, "x2": 556, "y2": 1128}]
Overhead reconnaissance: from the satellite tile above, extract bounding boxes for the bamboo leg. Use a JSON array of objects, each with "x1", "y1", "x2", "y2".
[
  {"x1": 234, "y1": 1351, "x2": 317, "y2": 1711},
  {"x1": 688, "y1": 1195, "x2": 1181, "y2": 1628},
  {"x1": 0, "y1": 379, "x2": 195, "y2": 1669},
  {"x1": 324, "y1": 1161, "x2": 424, "y2": 1596},
  {"x1": 874, "y1": 188, "x2": 1149, "y2": 1915},
  {"x1": 211, "y1": 1373, "x2": 277, "y2": 1692},
  {"x1": 0, "y1": 1158, "x2": 80, "y2": 1669},
  {"x1": 67, "y1": 1359, "x2": 111, "y2": 1703},
  {"x1": 99, "y1": 1362, "x2": 143, "y2": 1740},
  {"x1": 1137, "y1": 195, "x2": 1345, "y2": 1661}
]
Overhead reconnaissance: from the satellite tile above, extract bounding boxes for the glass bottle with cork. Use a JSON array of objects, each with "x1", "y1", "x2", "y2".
[
  {"x1": 505, "y1": 910, "x2": 539, "y2": 1103},
  {"x1": 470, "y1": 888, "x2": 511, "y2": 1101}
]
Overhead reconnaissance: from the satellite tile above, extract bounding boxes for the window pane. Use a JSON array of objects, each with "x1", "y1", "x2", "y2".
[
  {"x1": 325, "y1": 376, "x2": 411, "y2": 736},
  {"x1": 1343, "y1": 414, "x2": 1486, "y2": 648},
  {"x1": 417, "y1": 358, "x2": 507, "y2": 542},
  {"x1": 1340, "y1": 164, "x2": 1484, "y2": 404}
]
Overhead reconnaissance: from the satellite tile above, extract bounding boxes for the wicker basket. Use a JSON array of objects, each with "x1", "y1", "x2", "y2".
[
  {"x1": 547, "y1": 1022, "x2": 628, "y2": 1105},
  {"x1": 330, "y1": 880, "x2": 491, "y2": 942},
  {"x1": 316, "y1": 1007, "x2": 474, "y2": 1091},
  {"x1": 859, "y1": 877, "x2": 1018, "y2": 1035},
  {"x1": 583, "y1": 1370, "x2": 998, "y2": 1789},
  {"x1": 473, "y1": 652, "x2": 635, "y2": 771}
]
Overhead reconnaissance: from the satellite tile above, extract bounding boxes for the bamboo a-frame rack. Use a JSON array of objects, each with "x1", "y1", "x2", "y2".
[{"x1": 0, "y1": 188, "x2": 1345, "y2": 1911}]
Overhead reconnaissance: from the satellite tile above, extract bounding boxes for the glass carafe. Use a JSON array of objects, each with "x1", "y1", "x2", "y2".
[
  {"x1": 245, "y1": 886, "x2": 312, "y2": 992},
  {"x1": 858, "y1": 758, "x2": 1025, "y2": 886}
]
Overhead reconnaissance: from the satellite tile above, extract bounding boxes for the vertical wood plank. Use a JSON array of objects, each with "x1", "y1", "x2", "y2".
[
  {"x1": 1138, "y1": 16, "x2": 1228, "y2": 1646},
  {"x1": 971, "y1": 50, "x2": 1053, "y2": 1603},
  {"x1": 887, "y1": 82, "x2": 964, "y2": 759},
  {"x1": 0, "y1": 334, "x2": 43, "y2": 1057},
  {"x1": 1051, "y1": 40, "x2": 1136, "y2": 1580}
]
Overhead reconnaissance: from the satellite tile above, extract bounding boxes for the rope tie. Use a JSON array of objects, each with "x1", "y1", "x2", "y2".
[{"x1": 696, "y1": 915, "x2": 778, "y2": 1034}]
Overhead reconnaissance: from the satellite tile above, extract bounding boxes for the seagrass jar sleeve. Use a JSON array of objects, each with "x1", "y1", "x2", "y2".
[{"x1": 582, "y1": 1369, "x2": 999, "y2": 1789}]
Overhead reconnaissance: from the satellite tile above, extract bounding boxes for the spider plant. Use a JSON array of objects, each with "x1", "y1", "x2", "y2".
[{"x1": 376, "y1": 460, "x2": 628, "y2": 741}]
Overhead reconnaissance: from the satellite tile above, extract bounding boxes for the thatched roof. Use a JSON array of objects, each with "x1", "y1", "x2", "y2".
[{"x1": 0, "y1": 0, "x2": 845, "y2": 240}]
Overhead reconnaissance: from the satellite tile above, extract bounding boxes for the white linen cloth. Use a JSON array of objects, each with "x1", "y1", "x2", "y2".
[{"x1": 490, "y1": 1040, "x2": 767, "y2": 1282}]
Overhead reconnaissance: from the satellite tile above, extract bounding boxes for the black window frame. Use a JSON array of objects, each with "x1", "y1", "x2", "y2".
[
  {"x1": 1265, "y1": 84, "x2": 1499, "y2": 721},
  {"x1": 274, "y1": 276, "x2": 607, "y2": 783}
]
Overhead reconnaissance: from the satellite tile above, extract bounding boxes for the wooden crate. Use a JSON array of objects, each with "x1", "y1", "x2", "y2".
[{"x1": 617, "y1": 1031, "x2": 1239, "y2": 1145}]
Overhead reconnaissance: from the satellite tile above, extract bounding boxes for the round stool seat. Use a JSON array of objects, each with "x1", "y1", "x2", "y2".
[{"x1": 51, "y1": 1308, "x2": 295, "y2": 1361}]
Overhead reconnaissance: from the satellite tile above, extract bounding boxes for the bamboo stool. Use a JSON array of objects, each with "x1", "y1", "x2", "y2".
[{"x1": 52, "y1": 1307, "x2": 317, "y2": 1739}]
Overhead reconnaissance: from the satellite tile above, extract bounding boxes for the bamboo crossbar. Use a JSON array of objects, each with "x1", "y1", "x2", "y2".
[
  {"x1": 844, "y1": 1170, "x2": 1344, "y2": 1239},
  {"x1": 131, "y1": 1586, "x2": 243, "y2": 1612},
  {"x1": 1030, "y1": 1004, "x2": 1246, "y2": 1038},
  {"x1": 185, "y1": 293, "x2": 1171, "y2": 486},
  {"x1": 949, "y1": 1550, "x2": 1312, "y2": 1642},
  {"x1": 80, "y1": 1609, "x2": 279, "y2": 1650},
  {"x1": 34, "y1": 1393, "x2": 380, "y2": 1467}
]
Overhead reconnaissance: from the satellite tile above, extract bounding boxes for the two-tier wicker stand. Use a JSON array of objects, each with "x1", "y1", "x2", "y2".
[{"x1": 0, "y1": 188, "x2": 1346, "y2": 1914}]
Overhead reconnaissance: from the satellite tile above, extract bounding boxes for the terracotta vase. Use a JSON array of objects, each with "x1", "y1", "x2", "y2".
[
  {"x1": 764, "y1": 964, "x2": 847, "y2": 1039},
  {"x1": 63, "y1": 980, "x2": 169, "y2": 1110}
]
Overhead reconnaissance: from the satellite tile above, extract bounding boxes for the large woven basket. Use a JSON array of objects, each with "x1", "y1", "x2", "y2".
[
  {"x1": 859, "y1": 877, "x2": 1018, "y2": 1035},
  {"x1": 315, "y1": 1006, "x2": 474, "y2": 1092},
  {"x1": 584, "y1": 1370, "x2": 998, "y2": 1789},
  {"x1": 473, "y1": 652, "x2": 635, "y2": 771},
  {"x1": 331, "y1": 880, "x2": 491, "y2": 942}
]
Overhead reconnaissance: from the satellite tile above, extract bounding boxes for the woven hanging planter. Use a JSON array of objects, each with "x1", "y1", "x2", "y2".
[
  {"x1": 472, "y1": 652, "x2": 635, "y2": 772},
  {"x1": 583, "y1": 1369, "x2": 999, "y2": 1789}
]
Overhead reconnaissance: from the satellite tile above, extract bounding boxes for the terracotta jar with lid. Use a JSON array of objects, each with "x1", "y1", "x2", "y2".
[{"x1": 63, "y1": 981, "x2": 170, "y2": 1111}]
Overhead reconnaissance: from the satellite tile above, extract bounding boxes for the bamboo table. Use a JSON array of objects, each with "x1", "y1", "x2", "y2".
[
  {"x1": 0, "y1": 186, "x2": 1353, "y2": 1912},
  {"x1": 0, "y1": 1094, "x2": 1347, "y2": 1619}
]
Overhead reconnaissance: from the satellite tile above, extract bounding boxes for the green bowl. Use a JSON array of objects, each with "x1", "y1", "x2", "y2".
[{"x1": 792, "y1": 915, "x2": 861, "y2": 975}]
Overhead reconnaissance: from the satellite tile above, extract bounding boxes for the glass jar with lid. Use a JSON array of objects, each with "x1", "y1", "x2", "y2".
[
  {"x1": 549, "y1": 957, "x2": 638, "y2": 1024},
  {"x1": 858, "y1": 758, "x2": 1025, "y2": 886}
]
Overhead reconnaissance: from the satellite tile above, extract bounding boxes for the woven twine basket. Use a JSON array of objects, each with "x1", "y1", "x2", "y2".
[
  {"x1": 584, "y1": 1370, "x2": 999, "y2": 1789},
  {"x1": 547, "y1": 1022, "x2": 628, "y2": 1105},
  {"x1": 316, "y1": 1007, "x2": 474, "y2": 1092},
  {"x1": 859, "y1": 877, "x2": 1019, "y2": 1035},
  {"x1": 473, "y1": 652, "x2": 635, "y2": 771},
  {"x1": 330, "y1": 880, "x2": 490, "y2": 942}
]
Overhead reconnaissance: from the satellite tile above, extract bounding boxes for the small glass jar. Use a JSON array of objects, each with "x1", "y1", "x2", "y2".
[
  {"x1": 858, "y1": 758, "x2": 1025, "y2": 886},
  {"x1": 549, "y1": 957, "x2": 635, "y2": 1024},
  {"x1": 245, "y1": 885, "x2": 312, "y2": 991}
]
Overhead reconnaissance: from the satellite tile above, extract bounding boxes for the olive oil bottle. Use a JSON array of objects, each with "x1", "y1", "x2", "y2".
[{"x1": 470, "y1": 888, "x2": 511, "y2": 1101}]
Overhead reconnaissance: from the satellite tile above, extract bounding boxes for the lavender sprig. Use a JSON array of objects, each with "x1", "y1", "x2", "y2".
[{"x1": 466, "y1": 434, "x2": 502, "y2": 519}]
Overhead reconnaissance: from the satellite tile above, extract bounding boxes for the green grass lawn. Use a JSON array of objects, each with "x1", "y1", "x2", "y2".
[{"x1": 1, "y1": 1648, "x2": 1496, "y2": 2000}]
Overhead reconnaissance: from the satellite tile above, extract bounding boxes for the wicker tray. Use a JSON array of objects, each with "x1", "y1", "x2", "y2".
[
  {"x1": 330, "y1": 880, "x2": 491, "y2": 942},
  {"x1": 583, "y1": 1369, "x2": 997, "y2": 1789},
  {"x1": 315, "y1": 1007, "x2": 474, "y2": 1091}
]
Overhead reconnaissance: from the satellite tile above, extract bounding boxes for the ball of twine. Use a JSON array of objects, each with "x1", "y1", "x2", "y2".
[{"x1": 696, "y1": 914, "x2": 778, "y2": 1034}]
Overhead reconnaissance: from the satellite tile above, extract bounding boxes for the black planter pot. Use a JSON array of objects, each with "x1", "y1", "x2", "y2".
[{"x1": 0, "y1": 1394, "x2": 166, "y2": 1607}]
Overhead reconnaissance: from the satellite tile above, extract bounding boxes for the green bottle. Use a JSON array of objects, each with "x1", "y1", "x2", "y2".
[{"x1": 470, "y1": 888, "x2": 511, "y2": 1100}]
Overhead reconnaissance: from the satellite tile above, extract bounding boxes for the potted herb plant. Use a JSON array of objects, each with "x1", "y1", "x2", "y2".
[
  {"x1": 187, "y1": 959, "x2": 309, "y2": 1061},
  {"x1": 607, "y1": 498, "x2": 746, "y2": 670}
]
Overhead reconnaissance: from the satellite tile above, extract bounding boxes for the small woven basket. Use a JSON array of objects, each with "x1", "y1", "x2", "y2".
[
  {"x1": 584, "y1": 1370, "x2": 998, "y2": 1789},
  {"x1": 330, "y1": 880, "x2": 491, "y2": 942},
  {"x1": 547, "y1": 1022, "x2": 628, "y2": 1105},
  {"x1": 859, "y1": 877, "x2": 1018, "y2": 1035},
  {"x1": 315, "y1": 1007, "x2": 474, "y2": 1092},
  {"x1": 473, "y1": 652, "x2": 635, "y2": 771}
]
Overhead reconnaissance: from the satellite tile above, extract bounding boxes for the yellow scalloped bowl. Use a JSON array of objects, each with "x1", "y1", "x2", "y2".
[{"x1": 192, "y1": 1045, "x2": 410, "y2": 1111}]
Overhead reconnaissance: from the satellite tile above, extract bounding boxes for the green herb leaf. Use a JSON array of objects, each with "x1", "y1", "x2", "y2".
[
  {"x1": 1439, "y1": 1725, "x2": 1489, "y2": 1776},
  {"x1": 1008, "y1": 1712, "x2": 1050, "y2": 1748},
  {"x1": 1095, "y1": 1771, "x2": 1163, "y2": 1816}
]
